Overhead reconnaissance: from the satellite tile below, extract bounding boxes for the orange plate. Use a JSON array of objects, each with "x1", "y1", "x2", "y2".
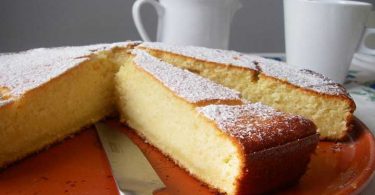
[
  {"x1": 0, "y1": 118, "x2": 374, "y2": 195},
  {"x1": 110, "y1": 117, "x2": 375, "y2": 195},
  {"x1": 0, "y1": 128, "x2": 119, "y2": 195}
]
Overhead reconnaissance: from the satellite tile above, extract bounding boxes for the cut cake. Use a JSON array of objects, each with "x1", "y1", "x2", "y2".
[
  {"x1": 115, "y1": 49, "x2": 319, "y2": 194},
  {"x1": 2, "y1": 41, "x2": 355, "y2": 193},
  {"x1": 138, "y1": 42, "x2": 356, "y2": 140}
]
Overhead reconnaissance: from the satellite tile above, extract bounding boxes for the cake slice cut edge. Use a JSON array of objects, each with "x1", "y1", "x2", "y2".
[
  {"x1": 0, "y1": 41, "x2": 139, "y2": 168},
  {"x1": 137, "y1": 42, "x2": 355, "y2": 140},
  {"x1": 115, "y1": 49, "x2": 319, "y2": 194}
]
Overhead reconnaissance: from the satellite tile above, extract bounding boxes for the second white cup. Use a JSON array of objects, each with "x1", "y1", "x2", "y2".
[{"x1": 284, "y1": 0, "x2": 375, "y2": 83}]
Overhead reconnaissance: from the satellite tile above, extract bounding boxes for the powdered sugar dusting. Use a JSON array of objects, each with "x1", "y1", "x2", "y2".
[
  {"x1": 140, "y1": 42, "x2": 257, "y2": 70},
  {"x1": 198, "y1": 103, "x2": 315, "y2": 152},
  {"x1": 132, "y1": 49, "x2": 241, "y2": 103},
  {"x1": 0, "y1": 42, "x2": 137, "y2": 106},
  {"x1": 254, "y1": 57, "x2": 349, "y2": 96},
  {"x1": 140, "y1": 42, "x2": 350, "y2": 97}
]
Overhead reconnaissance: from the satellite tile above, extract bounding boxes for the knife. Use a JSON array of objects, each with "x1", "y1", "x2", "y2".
[{"x1": 95, "y1": 122, "x2": 165, "y2": 195}]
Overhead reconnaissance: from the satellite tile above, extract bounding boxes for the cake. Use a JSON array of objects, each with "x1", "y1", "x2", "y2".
[
  {"x1": 115, "y1": 49, "x2": 319, "y2": 194},
  {"x1": 0, "y1": 42, "x2": 138, "y2": 167},
  {"x1": 137, "y1": 42, "x2": 356, "y2": 140}
]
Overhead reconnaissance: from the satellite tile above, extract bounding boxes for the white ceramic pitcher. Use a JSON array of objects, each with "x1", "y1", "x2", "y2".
[{"x1": 132, "y1": 0, "x2": 242, "y2": 49}]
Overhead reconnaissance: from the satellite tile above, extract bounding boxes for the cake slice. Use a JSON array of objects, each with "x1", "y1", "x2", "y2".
[
  {"x1": 0, "y1": 42, "x2": 138, "y2": 167},
  {"x1": 115, "y1": 49, "x2": 319, "y2": 194},
  {"x1": 138, "y1": 42, "x2": 356, "y2": 140}
]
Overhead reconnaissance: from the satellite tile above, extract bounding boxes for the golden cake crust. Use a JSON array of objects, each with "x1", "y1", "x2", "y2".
[{"x1": 235, "y1": 134, "x2": 319, "y2": 194}]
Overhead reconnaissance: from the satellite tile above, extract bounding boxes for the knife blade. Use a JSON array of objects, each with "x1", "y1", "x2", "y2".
[{"x1": 95, "y1": 122, "x2": 165, "y2": 195}]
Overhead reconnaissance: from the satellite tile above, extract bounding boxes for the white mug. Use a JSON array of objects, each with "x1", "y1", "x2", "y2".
[
  {"x1": 132, "y1": 0, "x2": 242, "y2": 49},
  {"x1": 284, "y1": 0, "x2": 375, "y2": 83}
]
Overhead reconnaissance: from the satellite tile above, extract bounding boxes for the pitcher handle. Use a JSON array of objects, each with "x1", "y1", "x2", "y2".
[
  {"x1": 132, "y1": 0, "x2": 164, "y2": 42},
  {"x1": 358, "y1": 28, "x2": 375, "y2": 55}
]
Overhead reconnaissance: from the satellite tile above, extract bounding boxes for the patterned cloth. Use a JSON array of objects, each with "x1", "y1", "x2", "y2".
[{"x1": 345, "y1": 63, "x2": 375, "y2": 133}]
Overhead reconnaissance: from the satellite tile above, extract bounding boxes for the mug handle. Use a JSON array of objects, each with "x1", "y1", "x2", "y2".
[
  {"x1": 358, "y1": 28, "x2": 375, "y2": 55},
  {"x1": 132, "y1": 0, "x2": 164, "y2": 42}
]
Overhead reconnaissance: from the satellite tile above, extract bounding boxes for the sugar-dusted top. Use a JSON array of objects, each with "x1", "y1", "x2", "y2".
[
  {"x1": 198, "y1": 103, "x2": 317, "y2": 153},
  {"x1": 0, "y1": 42, "x2": 137, "y2": 107},
  {"x1": 132, "y1": 49, "x2": 241, "y2": 104},
  {"x1": 139, "y1": 42, "x2": 350, "y2": 97},
  {"x1": 140, "y1": 42, "x2": 257, "y2": 70}
]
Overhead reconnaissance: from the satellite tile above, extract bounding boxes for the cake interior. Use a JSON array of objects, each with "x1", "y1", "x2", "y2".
[
  {"x1": 142, "y1": 49, "x2": 353, "y2": 139},
  {"x1": 115, "y1": 57, "x2": 242, "y2": 194},
  {"x1": 0, "y1": 49, "x2": 128, "y2": 167}
]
